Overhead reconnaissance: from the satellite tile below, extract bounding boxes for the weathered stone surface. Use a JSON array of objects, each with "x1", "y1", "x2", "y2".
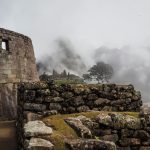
[
  {"x1": 142, "y1": 139, "x2": 150, "y2": 146},
  {"x1": 70, "y1": 96, "x2": 84, "y2": 106},
  {"x1": 0, "y1": 83, "x2": 18, "y2": 119},
  {"x1": 24, "y1": 103, "x2": 46, "y2": 112},
  {"x1": 98, "y1": 129, "x2": 112, "y2": 136},
  {"x1": 100, "y1": 134, "x2": 119, "y2": 143},
  {"x1": 62, "y1": 92, "x2": 74, "y2": 98},
  {"x1": 77, "y1": 106, "x2": 90, "y2": 112},
  {"x1": 65, "y1": 116, "x2": 92, "y2": 138},
  {"x1": 24, "y1": 112, "x2": 42, "y2": 121},
  {"x1": 25, "y1": 90, "x2": 36, "y2": 101},
  {"x1": 0, "y1": 28, "x2": 39, "y2": 84},
  {"x1": 49, "y1": 103, "x2": 62, "y2": 111},
  {"x1": 96, "y1": 113, "x2": 141, "y2": 129},
  {"x1": 88, "y1": 94, "x2": 98, "y2": 100},
  {"x1": 94, "y1": 98, "x2": 110, "y2": 106},
  {"x1": 119, "y1": 138, "x2": 141, "y2": 146},
  {"x1": 140, "y1": 146, "x2": 150, "y2": 150},
  {"x1": 65, "y1": 139, "x2": 116, "y2": 150},
  {"x1": 67, "y1": 107, "x2": 76, "y2": 113},
  {"x1": 121, "y1": 129, "x2": 134, "y2": 138},
  {"x1": 0, "y1": 28, "x2": 39, "y2": 119},
  {"x1": 42, "y1": 110, "x2": 58, "y2": 116},
  {"x1": 117, "y1": 147, "x2": 131, "y2": 150},
  {"x1": 77, "y1": 115, "x2": 99, "y2": 130},
  {"x1": 28, "y1": 138, "x2": 54, "y2": 150},
  {"x1": 24, "y1": 121, "x2": 53, "y2": 137},
  {"x1": 96, "y1": 113, "x2": 112, "y2": 126},
  {"x1": 133, "y1": 130, "x2": 150, "y2": 140},
  {"x1": 52, "y1": 97, "x2": 64, "y2": 102}
]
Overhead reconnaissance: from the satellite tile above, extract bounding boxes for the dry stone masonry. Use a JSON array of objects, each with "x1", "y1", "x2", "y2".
[
  {"x1": 16, "y1": 81, "x2": 146, "y2": 150},
  {"x1": 0, "y1": 28, "x2": 39, "y2": 119},
  {"x1": 18, "y1": 81, "x2": 142, "y2": 114},
  {"x1": 65, "y1": 112, "x2": 150, "y2": 150}
]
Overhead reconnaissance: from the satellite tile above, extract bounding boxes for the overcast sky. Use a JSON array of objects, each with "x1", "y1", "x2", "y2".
[{"x1": 1, "y1": 0, "x2": 150, "y2": 102}]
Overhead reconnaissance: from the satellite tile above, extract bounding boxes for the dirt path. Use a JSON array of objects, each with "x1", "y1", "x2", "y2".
[{"x1": 0, "y1": 121, "x2": 17, "y2": 150}]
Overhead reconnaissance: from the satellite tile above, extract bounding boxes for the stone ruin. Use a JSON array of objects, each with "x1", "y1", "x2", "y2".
[
  {"x1": 0, "y1": 28, "x2": 150, "y2": 150},
  {"x1": 0, "y1": 28, "x2": 39, "y2": 119}
]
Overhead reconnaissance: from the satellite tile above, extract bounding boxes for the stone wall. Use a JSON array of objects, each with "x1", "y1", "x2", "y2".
[
  {"x1": 0, "y1": 28, "x2": 39, "y2": 83},
  {"x1": 17, "y1": 81, "x2": 144, "y2": 149},
  {"x1": 65, "y1": 112, "x2": 150, "y2": 150},
  {"x1": 0, "y1": 83, "x2": 17, "y2": 119},
  {"x1": 0, "y1": 28, "x2": 39, "y2": 119},
  {"x1": 18, "y1": 81, "x2": 142, "y2": 114}
]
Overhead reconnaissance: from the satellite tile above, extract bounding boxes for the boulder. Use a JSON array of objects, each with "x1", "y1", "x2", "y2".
[
  {"x1": 94, "y1": 98, "x2": 110, "y2": 106},
  {"x1": 133, "y1": 130, "x2": 150, "y2": 140},
  {"x1": 62, "y1": 92, "x2": 74, "y2": 98},
  {"x1": 65, "y1": 116, "x2": 92, "y2": 138},
  {"x1": 77, "y1": 106, "x2": 90, "y2": 112},
  {"x1": 70, "y1": 96, "x2": 84, "y2": 106},
  {"x1": 65, "y1": 139, "x2": 116, "y2": 150},
  {"x1": 87, "y1": 94, "x2": 98, "y2": 100},
  {"x1": 77, "y1": 115, "x2": 99, "y2": 130},
  {"x1": 28, "y1": 138, "x2": 54, "y2": 150},
  {"x1": 100, "y1": 134, "x2": 119, "y2": 143},
  {"x1": 49, "y1": 103, "x2": 62, "y2": 111},
  {"x1": 96, "y1": 112, "x2": 141, "y2": 129},
  {"x1": 24, "y1": 121, "x2": 53, "y2": 137},
  {"x1": 24, "y1": 103, "x2": 46, "y2": 112},
  {"x1": 119, "y1": 138, "x2": 140, "y2": 146},
  {"x1": 23, "y1": 112, "x2": 42, "y2": 121},
  {"x1": 51, "y1": 97, "x2": 64, "y2": 102},
  {"x1": 96, "y1": 113, "x2": 113, "y2": 127},
  {"x1": 140, "y1": 147, "x2": 150, "y2": 150}
]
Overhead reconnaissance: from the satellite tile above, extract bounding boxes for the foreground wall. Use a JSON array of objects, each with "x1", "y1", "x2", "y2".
[{"x1": 17, "y1": 82, "x2": 144, "y2": 149}]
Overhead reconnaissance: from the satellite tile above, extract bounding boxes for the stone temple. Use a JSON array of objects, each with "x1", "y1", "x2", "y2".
[{"x1": 0, "y1": 28, "x2": 39, "y2": 119}]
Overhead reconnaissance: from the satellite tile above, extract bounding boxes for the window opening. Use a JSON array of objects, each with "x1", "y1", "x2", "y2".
[{"x1": 1, "y1": 39, "x2": 9, "y2": 51}]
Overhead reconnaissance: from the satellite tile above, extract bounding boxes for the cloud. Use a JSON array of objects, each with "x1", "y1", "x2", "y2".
[
  {"x1": 93, "y1": 46, "x2": 150, "y2": 101},
  {"x1": 1, "y1": 0, "x2": 150, "y2": 102},
  {"x1": 37, "y1": 38, "x2": 86, "y2": 75}
]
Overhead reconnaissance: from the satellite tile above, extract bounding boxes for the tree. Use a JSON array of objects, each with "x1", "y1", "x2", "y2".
[
  {"x1": 84, "y1": 62, "x2": 113, "y2": 83},
  {"x1": 52, "y1": 69, "x2": 58, "y2": 76},
  {"x1": 62, "y1": 69, "x2": 67, "y2": 77},
  {"x1": 82, "y1": 73, "x2": 92, "y2": 81}
]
